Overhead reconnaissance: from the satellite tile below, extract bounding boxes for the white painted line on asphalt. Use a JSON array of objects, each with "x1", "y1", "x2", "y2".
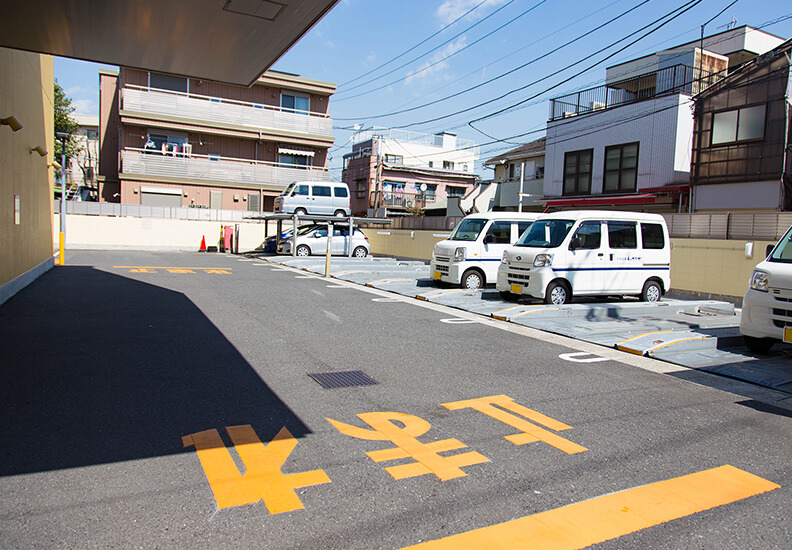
[
  {"x1": 296, "y1": 275, "x2": 317, "y2": 279},
  {"x1": 559, "y1": 352, "x2": 610, "y2": 363},
  {"x1": 440, "y1": 318, "x2": 477, "y2": 324},
  {"x1": 327, "y1": 285, "x2": 348, "y2": 288},
  {"x1": 372, "y1": 297, "x2": 402, "y2": 302}
]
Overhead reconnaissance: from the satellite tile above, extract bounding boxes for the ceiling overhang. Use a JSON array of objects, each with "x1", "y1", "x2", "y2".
[{"x1": 0, "y1": 0, "x2": 339, "y2": 86}]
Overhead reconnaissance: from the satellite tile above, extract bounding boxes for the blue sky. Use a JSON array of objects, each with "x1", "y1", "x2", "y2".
[{"x1": 55, "y1": 0, "x2": 792, "y2": 180}]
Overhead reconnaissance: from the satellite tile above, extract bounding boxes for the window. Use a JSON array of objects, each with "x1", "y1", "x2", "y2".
[
  {"x1": 641, "y1": 223, "x2": 665, "y2": 249},
  {"x1": 149, "y1": 72, "x2": 187, "y2": 93},
  {"x1": 607, "y1": 221, "x2": 637, "y2": 249},
  {"x1": 711, "y1": 104, "x2": 766, "y2": 145},
  {"x1": 603, "y1": 142, "x2": 638, "y2": 192},
  {"x1": 424, "y1": 184, "x2": 437, "y2": 201},
  {"x1": 384, "y1": 154, "x2": 403, "y2": 164},
  {"x1": 485, "y1": 221, "x2": 512, "y2": 244},
  {"x1": 279, "y1": 154, "x2": 309, "y2": 168},
  {"x1": 563, "y1": 149, "x2": 593, "y2": 195},
  {"x1": 146, "y1": 133, "x2": 187, "y2": 154},
  {"x1": 87, "y1": 130, "x2": 98, "y2": 140},
  {"x1": 443, "y1": 160, "x2": 454, "y2": 170},
  {"x1": 312, "y1": 185, "x2": 331, "y2": 197},
  {"x1": 293, "y1": 185, "x2": 309, "y2": 196},
  {"x1": 572, "y1": 221, "x2": 601, "y2": 249},
  {"x1": 334, "y1": 186, "x2": 349, "y2": 198},
  {"x1": 356, "y1": 181, "x2": 367, "y2": 199},
  {"x1": 447, "y1": 186, "x2": 466, "y2": 198},
  {"x1": 508, "y1": 163, "x2": 521, "y2": 180},
  {"x1": 428, "y1": 161, "x2": 434, "y2": 168},
  {"x1": 281, "y1": 92, "x2": 310, "y2": 114},
  {"x1": 517, "y1": 221, "x2": 533, "y2": 237}
]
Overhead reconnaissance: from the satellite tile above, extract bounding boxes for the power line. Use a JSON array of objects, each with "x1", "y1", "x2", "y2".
[
  {"x1": 334, "y1": 0, "x2": 652, "y2": 121},
  {"x1": 334, "y1": 0, "x2": 518, "y2": 98},
  {"x1": 334, "y1": 0, "x2": 551, "y2": 102},
  {"x1": 337, "y1": 0, "x2": 491, "y2": 88}
]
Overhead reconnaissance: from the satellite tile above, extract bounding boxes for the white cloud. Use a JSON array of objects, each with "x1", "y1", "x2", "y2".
[
  {"x1": 72, "y1": 98, "x2": 97, "y2": 115},
  {"x1": 436, "y1": 0, "x2": 509, "y2": 25},
  {"x1": 325, "y1": 40, "x2": 335, "y2": 48},
  {"x1": 405, "y1": 37, "x2": 466, "y2": 85}
]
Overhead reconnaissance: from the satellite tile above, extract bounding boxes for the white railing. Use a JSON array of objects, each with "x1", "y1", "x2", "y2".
[
  {"x1": 122, "y1": 85, "x2": 333, "y2": 137},
  {"x1": 121, "y1": 148, "x2": 330, "y2": 186},
  {"x1": 61, "y1": 201, "x2": 263, "y2": 222}
]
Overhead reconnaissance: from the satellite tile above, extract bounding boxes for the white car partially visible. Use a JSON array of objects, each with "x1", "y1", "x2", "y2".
[{"x1": 278, "y1": 225, "x2": 370, "y2": 257}]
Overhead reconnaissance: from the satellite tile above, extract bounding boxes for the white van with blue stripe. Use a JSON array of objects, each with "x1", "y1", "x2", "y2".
[
  {"x1": 431, "y1": 212, "x2": 539, "y2": 289},
  {"x1": 497, "y1": 210, "x2": 670, "y2": 304}
]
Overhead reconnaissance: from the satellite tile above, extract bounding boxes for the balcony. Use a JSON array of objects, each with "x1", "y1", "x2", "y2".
[
  {"x1": 549, "y1": 64, "x2": 721, "y2": 122},
  {"x1": 122, "y1": 85, "x2": 333, "y2": 138},
  {"x1": 121, "y1": 148, "x2": 330, "y2": 189}
]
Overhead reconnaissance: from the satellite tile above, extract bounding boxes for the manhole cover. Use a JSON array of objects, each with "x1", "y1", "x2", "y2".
[{"x1": 308, "y1": 370, "x2": 378, "y2": 389}]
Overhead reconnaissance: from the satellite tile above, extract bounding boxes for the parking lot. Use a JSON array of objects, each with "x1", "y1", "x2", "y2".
[{"x1": 2, "y1": 250, "x2": 791, "y2": 549}]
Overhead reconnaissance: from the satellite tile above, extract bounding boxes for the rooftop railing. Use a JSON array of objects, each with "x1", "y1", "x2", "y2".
[
  {"x1": 122, "y1": 85, "x2": 333, "y2": 137},
  {"x1": 549, "y1": 64, "x2": 721, "y2": 122}
]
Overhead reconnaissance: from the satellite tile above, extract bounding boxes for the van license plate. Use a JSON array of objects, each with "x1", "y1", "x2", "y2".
[
  {"x1": 784, "y1": 327, "x2": 792, "y2": 343},
  {"x1": 433, "y1": 271, "x2": 442, "y2": 280},
  {"x1": 510, "y1": 284, "x2": 522, "y2": 294}
]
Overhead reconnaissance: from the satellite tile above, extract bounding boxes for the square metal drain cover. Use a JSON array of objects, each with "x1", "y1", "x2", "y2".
[{"x1": 308, "y1": 370, "x2": 378, "y2": 389}]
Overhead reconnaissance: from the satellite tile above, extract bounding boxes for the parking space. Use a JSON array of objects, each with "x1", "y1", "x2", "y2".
[
  {"x1": 3, "y1": 250, "x2": 792, "y2": 549},
  {"x1": 257, "y1": 254, "x2": 792, "y2": 394}
]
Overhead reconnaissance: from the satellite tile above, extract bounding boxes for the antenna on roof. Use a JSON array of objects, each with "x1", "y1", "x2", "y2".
[{"x1": 717, "y1": 17, "x2": 737, "y2": 31}]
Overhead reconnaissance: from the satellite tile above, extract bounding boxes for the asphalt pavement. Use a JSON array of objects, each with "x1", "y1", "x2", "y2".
[{"x1": 1, "y1": 250, "x2": 791, "y2": 549}]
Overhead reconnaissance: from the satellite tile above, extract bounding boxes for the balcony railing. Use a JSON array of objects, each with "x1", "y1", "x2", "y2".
[
  {"x1": 549, "y1": 64, "x2": 722, "y2": 122},
  {"x1": 122, "y1": 85, "x2": 333, "y2": 137},
  {"x1": 368, "y1": 190, "x2": 436, "y2": 210},
  {"x1": 121, "y1": 148, "x2": 330, "y2": 187}
]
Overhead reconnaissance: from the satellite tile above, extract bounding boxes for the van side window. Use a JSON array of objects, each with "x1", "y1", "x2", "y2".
[
  {"x1": 334, "y1": 187, "x2": 349, "y2": 198},
  {"x1": 312, "y1": 186, "x2": 331, "y2": 197},
  {"x1": 294, "y1": 185, "x2": 309, "y2": 196},
  {"x1": 485, "y1": 221, "x2": 512, "y2": 244},
  {"x1": 572, "y1": 221, "x2": 601, "y2": 249},
  {"x1": 607, "y1": 221, "x2": 637, "y2": 249},
  {"x1": 641, "y1": 223, "x2": 665, "y2": 249}
]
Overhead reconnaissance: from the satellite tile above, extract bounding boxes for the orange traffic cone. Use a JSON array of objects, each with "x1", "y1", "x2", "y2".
[{"x1": 199, "y1": 235, "x2": 207, "y2": 252}]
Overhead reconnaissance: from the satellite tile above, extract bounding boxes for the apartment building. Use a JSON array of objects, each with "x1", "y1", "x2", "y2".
[
  {"x1": 483, "y1": 137, "x2": 545, "y2": 211},
  {"x1": 542, "y1": 26, "x2": 786, "y2": 212},
  {"x1": 61, "y1": 114, "x2": 99, "y2": 201},
  {"x1": 342, "y1": 128, "x2": 479, "y2": 216},
  {"x1": 691, "y1": 38, "x2": 792, "y2": 211},
  {"x1": 99, "y1": 68, "x2": 336, "y2": 212}
]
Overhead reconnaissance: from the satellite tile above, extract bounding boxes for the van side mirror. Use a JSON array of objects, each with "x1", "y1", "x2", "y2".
[
  {"x1": 766, "y1": 244, "x2": 775, "y2": 257},
  {"x1": 570, "y1": 236, "x2": 582, "y2": 250},
  {"x1": 484, "y1": 234, "x2": 495, "y2": 244}
]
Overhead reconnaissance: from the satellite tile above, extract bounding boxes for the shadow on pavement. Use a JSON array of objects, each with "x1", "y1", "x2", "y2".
[{"x1": 0, "y1": 266, "x2": 308, "y2": 477}]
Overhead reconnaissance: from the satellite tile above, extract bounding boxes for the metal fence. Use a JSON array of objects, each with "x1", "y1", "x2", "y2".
[
  {"x1": 61, "y1": 201, "x2": 265, "y2": 223},
  {"x1": 662, "y1": 213, "x2": 792, "y2": 241}
]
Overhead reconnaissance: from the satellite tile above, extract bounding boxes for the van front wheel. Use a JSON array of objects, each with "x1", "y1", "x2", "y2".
[
  {"x1": 544, "y1": 281, "x2": 571, "y2": 305},
  {"x1": 640, "y1": 280, "x2": 662, "y2": 302},
  {"x1": 744, "y1": 335, "x2": 775, "y2": 354},
  {"x1": 461, "y1": 269, "x2": 484, "y2": 290},
  {"x1": 334, "y1": 210, "x2": 346, "y2": 217}
]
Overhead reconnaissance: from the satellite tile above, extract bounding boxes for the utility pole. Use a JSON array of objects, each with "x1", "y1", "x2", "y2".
[{"x1": 56, "y1": 132, "x2": 69, "y2": 266}]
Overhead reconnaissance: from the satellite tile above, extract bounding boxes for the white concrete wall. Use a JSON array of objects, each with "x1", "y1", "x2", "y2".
[
  {"x1": 54, "y1": 215, "x2": 275, "y2": 251},
  {"x1": 545, "y1": 94, "x2": 692, "y2": 196}
]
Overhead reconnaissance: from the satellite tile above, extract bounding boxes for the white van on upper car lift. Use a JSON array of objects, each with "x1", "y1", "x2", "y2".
[
  {"x1": 274, "y1": 181, "x2": 351, "y2": 217},
  {"x1": 740, "y1": 224, "x2": 792, "y2": 354},
  {"x1": 497, "y1": 210, "x2": 671, "y2": 304},
  {"x1": 430, "y1": 212, "x2": 540, "y2": 289}
]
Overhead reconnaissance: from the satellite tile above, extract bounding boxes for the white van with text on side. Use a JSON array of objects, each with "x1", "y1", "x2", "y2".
[
  {"x1": 740, "y1": 224, "x2": 792, "y2": 354},
  {"x1": 496, "y1": 210, "x2": 670, "y2": 304},
  {"x1": 430, "y1": 212, "x2": 539, "y2": 290},
  {"x1": 274, "y1": 181, "x2": 351, "y2": 217}
]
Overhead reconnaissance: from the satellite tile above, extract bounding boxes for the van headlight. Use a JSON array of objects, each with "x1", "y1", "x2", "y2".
[
  {"x1": 501, "y1": 251, "x2": 509, "y2": 264},
  {"x1": 749, "y1": 270, "x2": 769, "y2": 292},
  {"x1": 534, "y1": 254, "x2": 553, "y2": 267},
  {"x1": 453, "y1": 247, "x2": 466, "y2": 262}
]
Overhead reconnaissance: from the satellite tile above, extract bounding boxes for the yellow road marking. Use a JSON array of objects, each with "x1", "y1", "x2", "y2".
[
  {"x1": 366, "y1": 278, "x2": 412, "y2": 287},
  {"x1": 490, "y1": 305, "x2": 527, "y2": 316},
  {"x1": 401, "y1": 465, "x2": 779, "y2": 549},
  {"x1": 442, "y1": 395, "x2": 587, "y2": 454},
  {"x1": 417, "y1": 289, "x2": 470, "y2": 301},
  {"x1": 182, "y1": 425, "x2": 330, "y2": 513},
  {"x1": 328, "y1": 412, "x2": 489, "y2": 481},
  {"x1": 616, "y1": 330, "x2": 675, "y2": 346},
  {"x1": 646, "y1": 336, "x2": 711, "y2": 352}
]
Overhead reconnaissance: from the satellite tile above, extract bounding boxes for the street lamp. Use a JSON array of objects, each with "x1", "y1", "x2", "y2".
[{"x1": 56, "y1": 131, "x2": 69, "y2": 266}]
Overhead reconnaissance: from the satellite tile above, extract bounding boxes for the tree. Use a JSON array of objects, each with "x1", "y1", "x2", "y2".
[{"x1": 54, "y1": 78, "x2": 82, "y2": 159}]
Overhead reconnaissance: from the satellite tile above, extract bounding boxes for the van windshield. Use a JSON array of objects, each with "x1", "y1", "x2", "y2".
[
  {"x1": 448, "y1": 218, "x2": 487, "y2": 241},
  {"x1": 515, "y1": 219, "x2": 574, "y2": 248},
  {"x1": 768, "y1": 226, "x2": 792, "y2": 263},
  {"x1": 280, "y1": 183, "x2": 295, "y2": 197}
]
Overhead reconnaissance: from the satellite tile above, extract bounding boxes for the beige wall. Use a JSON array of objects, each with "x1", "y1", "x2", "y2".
[
  {"x1": 360, "y1": 229, "x2": 773, "y2": 300},
  {"x1": 0, "y1": 47, "x2": 54, "y2": 292}
]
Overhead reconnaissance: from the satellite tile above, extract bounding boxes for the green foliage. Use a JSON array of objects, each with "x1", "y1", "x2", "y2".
[{"x1": 54, "y1": 78, "x2": 82, "y2": 159}]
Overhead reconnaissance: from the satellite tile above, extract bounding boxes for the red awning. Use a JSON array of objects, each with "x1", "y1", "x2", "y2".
[{"x1": 638, "y1": 184, "x2": 690, "y2": 194}]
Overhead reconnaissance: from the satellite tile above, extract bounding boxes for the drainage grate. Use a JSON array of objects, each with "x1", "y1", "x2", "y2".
[{"x1": 308, "y1": 370, "x2": 379, "y2": 389}]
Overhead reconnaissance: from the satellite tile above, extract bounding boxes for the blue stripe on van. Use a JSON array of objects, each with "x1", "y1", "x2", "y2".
[{"x1": 554, "y1": 266, "x2": 670, "y2": 272}]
